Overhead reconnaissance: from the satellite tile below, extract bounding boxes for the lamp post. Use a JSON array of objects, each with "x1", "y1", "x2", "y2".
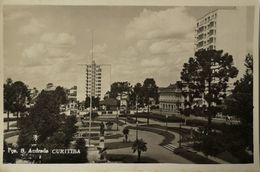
[
  {"x1": 165, "y1": 115, "x2": 168, "y2": 132},
  {"x1": 179, "y1": 122, "x2": 182, "y2": 148},
  {"x1": 116, "y1": 107, "x2": 119, "y2": 131},
  {"x1": 136, "y1": 121, "x2": 139, "y2": 140},
  {"x1": 135, "y1": 95, "x2": 138, "y2": 122}
]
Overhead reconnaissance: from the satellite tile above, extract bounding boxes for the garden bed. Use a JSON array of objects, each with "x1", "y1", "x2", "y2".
[
  {"x1": 174, "y1": 148, "x2": 218, "y2": 164},
  {"x1": 107, "y1": 154, "x2": 159, "y2": 163}
]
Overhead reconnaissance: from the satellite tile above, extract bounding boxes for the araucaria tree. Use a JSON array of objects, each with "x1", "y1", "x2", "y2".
[
  {"x1": 142, "y1": 78, "x2": 159, "y2": 125},
  {"x1": 180, "y1": 50, "x2": 238, "y2": 129}
]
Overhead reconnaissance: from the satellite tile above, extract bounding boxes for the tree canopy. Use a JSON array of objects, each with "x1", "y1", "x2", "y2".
[
  {"x1": 109, "y1": 82, "x2": 132, "y2": 99},
  {"x1": 179, "y1": 50, "x2": 238, "y2": 128}
]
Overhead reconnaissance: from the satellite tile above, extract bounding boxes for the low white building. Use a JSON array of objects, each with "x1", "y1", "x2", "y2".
[{"x1": 158, "y1": 84, "x2": 182, "y2": 113}]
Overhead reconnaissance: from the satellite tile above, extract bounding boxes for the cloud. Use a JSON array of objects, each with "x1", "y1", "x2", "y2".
[
  {"x1": 41, "y1": 32, "x2": 76, "y2": 47},
  {"x1": 120, "y1": 7, "x2": 196, "y2": 86},
  {"x1": 125, "y1": 7, "x2": 196, "y2": 40},
  {"x1": 20, "y1": 18, "x2": 45, "y2": 34},
  {"x1": 92, "y1": 44, "x2": 107, "y2": 54},
  {"x1": 21, "y1": 32, "x2": 77, "y2": 67},
  {"x1": 141, "y1": 58, "x2": 164, "y2": 67},
  {"x1": 4, "y1": 11, "x2": 31, "y2": 21},
  {"x1": 21, "y1": 43, "x2": 47, "y2": 67}
]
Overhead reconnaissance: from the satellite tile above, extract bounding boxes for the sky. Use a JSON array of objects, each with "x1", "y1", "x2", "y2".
[{"x1": 3, "y1": 5, "x2": 254, "y2": 101}]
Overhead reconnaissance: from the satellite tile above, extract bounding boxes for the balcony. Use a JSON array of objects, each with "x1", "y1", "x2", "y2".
[
  {"x1": 208, "y1": 21, "x2": 216, "y2": 29},
  {"x1": 208, "y1": 29, "x2": 216, "y2": 37},
  {"x1": 197, "y1": 33, "x2": 206, "y2": 41},
  {"x1": 197, "y1": 25, "x2": 206, "y2": 34},
  {"x1": 207, "y1": 37, "x2": 216, "y2": 45}
]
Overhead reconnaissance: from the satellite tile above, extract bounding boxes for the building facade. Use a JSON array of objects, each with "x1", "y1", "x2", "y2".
[
  {"x1": 158, "y1": 84, "x2": 182, "y2": 113},
  {"x1": 86, "y1": 60, "x2": 102, "y2": 98},
  {"x1": 116, "y1": 91, "x2": 129, "y2": 111},
  {"x1": 195, "y1": 7, "x2": 248, "y2": 70},
  {"x1": 67, "y1": 86, "x2": 78, "y2": 112}
]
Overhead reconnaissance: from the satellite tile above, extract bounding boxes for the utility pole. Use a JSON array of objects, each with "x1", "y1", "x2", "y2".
[
  {"x1": 88, "y1": 30, "x2": 94, "y2": 146},
  {"x1": 136, "y1": 121, "x2": 139, "y2": 140},
  {"x1": 166, "y1": 114, "x2": 168, "y2": 132},
  {"x1": 135, "y1": 95, "x2": 138, "y2": 122},
  {"x1": 116, "y1": 107, "x2": 119, "y2": 131}
]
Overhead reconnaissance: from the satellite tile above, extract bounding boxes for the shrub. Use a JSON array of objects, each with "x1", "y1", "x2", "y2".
[{"x1": 106, "y1": 121, "x2": 114, "y2": 130}]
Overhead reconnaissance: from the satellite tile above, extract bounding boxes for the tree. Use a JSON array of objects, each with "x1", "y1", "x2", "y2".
[
  {"x1": 132, "y1": 139, "x2": 147, "y2": 162},
  {"x1": 109, "y1": 82, "x2": 132, "y2": 99},
  {"x1": 11, "y1": 81, "x2": 30, "y2": 122},
  {"x1": 142, "y1": 78, "x2": 159, "y2": 125},
  {"x1": 180, "y1": 50, "x2": 238, "y2": 129},
  {"x1": 123, "y1": 128, "x2": 130, "y2": 142},
  {"x1": 131, "y1": 83, "x2": 144, "y2": 107},
  {"x1": 18, "y1": 87, "x2": 68, "y2": 145},
  {"x1": 179, "y1": 58, "x2": 201, "y2": 117},
  {"x1": 62, "y1": 115, "x2": 78, "y2": 146},
  {"x1": 55, "y1": 86, "x2": 68, "y2": 105},
  {"x1": 4, "y1": 78, "x2": 14, "y2": 131},
  {"x1": 226, "y1": 54, "x2": 253, "y2": 150}
]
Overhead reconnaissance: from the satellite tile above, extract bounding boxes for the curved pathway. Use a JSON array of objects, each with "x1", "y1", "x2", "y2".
[{"x1": 107, "y1": 129, "x2": 192, "y2": 163}]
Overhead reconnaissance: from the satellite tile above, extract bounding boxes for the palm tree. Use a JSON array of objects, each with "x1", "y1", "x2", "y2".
[
  {"x1": 122, "y1": 128, "x2": 129, "y2": 142},
  {"x1": 132, "y1": 139, "x2": 147, "y2": 162}
]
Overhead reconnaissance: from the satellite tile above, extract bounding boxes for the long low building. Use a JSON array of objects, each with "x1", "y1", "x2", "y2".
[{"x1": 158, "y1": 84, "x2": 183, "y2": 113}]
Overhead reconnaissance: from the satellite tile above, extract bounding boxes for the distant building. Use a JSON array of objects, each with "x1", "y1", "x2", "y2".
[
  {"x1": 116, "y1": 91, "x2": 129, "y2": 111},
  {"x1": 26, "y1": 87, "x2": 39, "y2": 108},
  {"x1": 158, "y1": 84, "x2": 182, "y2": 113},
  {"x1": 86, "y1": 60, "x2": 102, "y2": 98},
  {"x1": 67, "y1": 86, "x2": 78, "y2": 114}
]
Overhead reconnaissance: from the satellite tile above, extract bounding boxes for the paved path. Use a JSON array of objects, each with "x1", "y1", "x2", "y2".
[
  {"x1": 107, "y1": 116, "x2": 229, "y2": 164},
  {"x1": 108, "y1": 129, "x2": 192, "y2": 163}
]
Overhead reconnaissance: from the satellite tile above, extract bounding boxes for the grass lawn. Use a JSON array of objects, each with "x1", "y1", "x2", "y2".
[
  {"x1": 107, "y1": 154, "x2": 159, "y2": 163},
  {"x1": 4, "y1": 130, "x2": 20, "y2": 139},
  {"x1": 91, "y1": 133, "x2": 123, "y2": 140},
  {"x1": 106, "y1": 141, "x2": 133, "y2": 150},
  {"x1": 174, "y1": 148, "x2": 218, "y2": 164},
  {"x1": 124, "y1": 125, "x2": 175, "y2": 146},
  {"x1": 95, "y1": 119, "x2": 125, "y2": 126},
  {"x1": 145, "y1": 124, "x2": 193, "y2": 143}
]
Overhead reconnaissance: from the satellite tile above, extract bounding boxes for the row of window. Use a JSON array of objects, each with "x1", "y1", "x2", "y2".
[
  {"x1": 196, "y1": 22, "x2": 216, "y2": 34},
  {"x1": 197, "y1": 38, "x2": 216, "y2": 48},
  {"x1": 197, "y1": 13, "x2": 217, "y2": 26},
  {"x1": 196, "y1": 30, "x2": 216, "y2": 40}
]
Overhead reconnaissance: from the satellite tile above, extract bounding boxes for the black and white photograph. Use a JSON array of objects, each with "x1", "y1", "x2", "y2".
[{"x1": 1, "y1": 0, "x2": 259, "y2": 169}]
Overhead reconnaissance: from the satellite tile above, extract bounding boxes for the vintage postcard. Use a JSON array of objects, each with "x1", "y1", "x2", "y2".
[{"x1": 0, "y1": 0, "x2": 259, "y2": 172}]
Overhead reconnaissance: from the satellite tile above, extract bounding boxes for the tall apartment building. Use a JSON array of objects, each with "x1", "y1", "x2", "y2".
[
  {"x1": 195, "y1": 7, "x2": 248, "y2": 67},
  {"x1": 86, "y1": 60, "x2": 102, "y2": 98}
]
